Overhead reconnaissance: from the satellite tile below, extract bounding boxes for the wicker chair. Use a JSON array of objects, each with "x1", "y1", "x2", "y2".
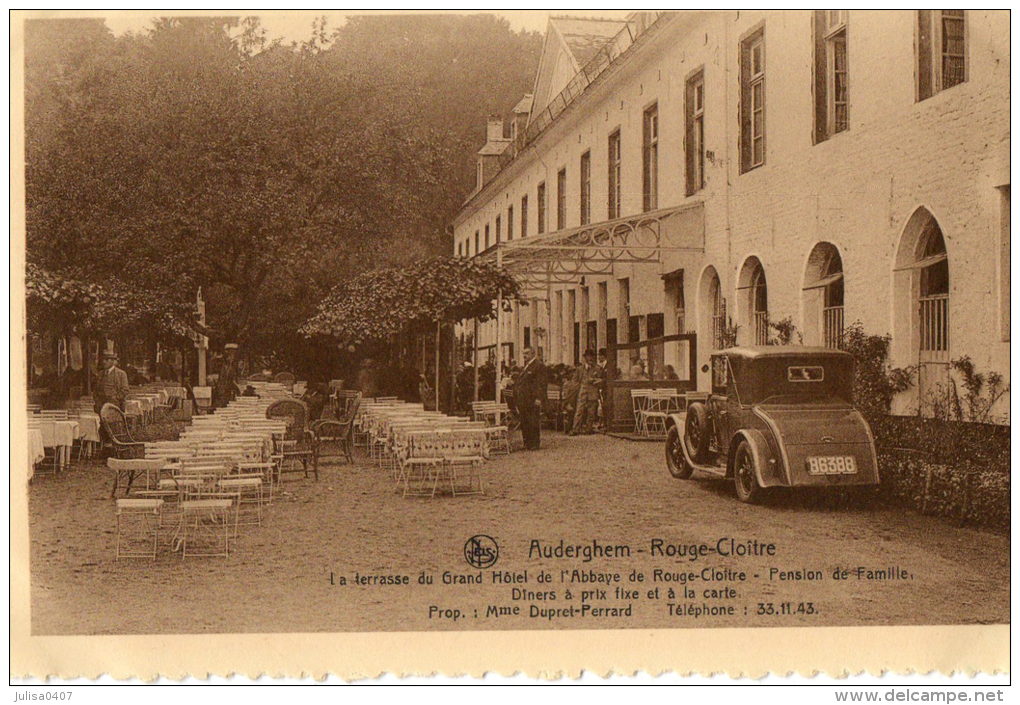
[
  {"x1": 100, "y1": 404, "x2": 146, "y2": 495},
  {"x1": 273, "y1": 372, "x2": 296, "y2": 385},
  {"x1": 313, "y1": 393, "x2": 360, "y2": 464},
  {"x1": 266, "y1": 399, "x2": 317, "y2": 480},
  {"x1": 248, "y1": 373, "x2": 270, "y2": 382}
]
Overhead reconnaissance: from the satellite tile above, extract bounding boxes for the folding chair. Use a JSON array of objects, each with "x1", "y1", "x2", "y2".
[
  {"x1": 630, "y1": 390, "x2": 652, "y2": 435},
  {"x1": 115, "y1": 498, "x2": 164, "y2": 559}
]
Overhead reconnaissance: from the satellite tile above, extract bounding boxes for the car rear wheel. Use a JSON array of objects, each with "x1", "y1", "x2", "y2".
[
  {"x1": 665, "y1": 425, "x2": 692, "y2": 479},
  {"x1": 684, "y1": 402, "x2": 711, "y2": 463},
  {"x1": 733, "y1": 440, "x2": 763, "y2": 504}
]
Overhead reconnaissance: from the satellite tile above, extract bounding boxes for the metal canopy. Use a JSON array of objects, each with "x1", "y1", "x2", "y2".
[{"x1": 481, "y1": 202, "x2": 705, "y2": 293}]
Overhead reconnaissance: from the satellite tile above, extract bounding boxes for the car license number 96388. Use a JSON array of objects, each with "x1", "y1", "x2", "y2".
[{"x1": 806, "y1": 455, "x2": 857, "y2": 475}]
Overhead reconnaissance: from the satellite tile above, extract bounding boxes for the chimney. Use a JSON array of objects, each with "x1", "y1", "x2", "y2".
[{"x1": 487, "y1": 117, "x2": 505, "y2": 141}]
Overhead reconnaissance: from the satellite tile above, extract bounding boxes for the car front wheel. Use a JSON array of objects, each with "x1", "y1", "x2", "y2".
[
  {"x1": 665, "y1": 425, "x2": 692, "y2": 479},
  {"x1": 684, "y1": 402, "x2": 711, "y2": 463},
  {"x1": 733, "y1": 440, "x2": 763, "y2": 504}
]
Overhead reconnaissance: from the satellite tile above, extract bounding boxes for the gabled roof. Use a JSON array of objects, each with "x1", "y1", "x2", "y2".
[
  {"x1": 549, "y1": 16, "x2": 628, "y2": 68},
  {"x1": 530, "y1": 15, "x2": 629, "y2": 118},
  {"x1": 512, "y1": 94, "x2": 534, "y2": 114},
  {"x1": 477, "y1": 140, "x2": 510, "y2": 156}
]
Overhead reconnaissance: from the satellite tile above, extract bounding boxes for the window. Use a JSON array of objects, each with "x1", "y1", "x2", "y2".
[
  {"x1": 685, "y1": 70, "x2": 705, "y2": 195},
  {"x1": 803, "y1": 242, "x2": 845, "y2": 348},
  {"x1": 918, "y1": 222, "x2": 949, "y2": 356},
  {"x1": 474, "y1": 230, "x2": 479, "y2": 255},
  {"x1": 708, "y1": 271, "x2": 726, "y2": 350},
  {"x1": 751, "y1": 266, "x2": 769, "y2": 345},
  {"x1": 484, "y1": 223, "x2": 490, "y2": 250},
  {"x1": 918, "y1": 10, "x2": 966, "y2": 100},
  {"x1": 739, "y1": 256, "x2": 768, "y2": 345},
  {"x1": 739, "y1": 28, "x2": 766, "y2": 172},
  {"x1": 495, "y1": 215, "x2": 501, "y2": 244},
  {"x1": 608, "y1": 129, "x2": 621, "y2": 219},
  {"x1": 642, "y1": 103, "x2": 659, "y2": 211},
  {"x1": 507, "y1": 205, "x2": 514, "y2": 241},
  {"x1": 556, "y1": 168, "x2": 567, "y2": 230},
  {"x1": 521, "y1": 195, "x2": 529, "y2": 238},
  {"x1": 537, "y1": 182, "x2": 546, "y2": 234},
  {"x1": 580, "y1": 151, "x2": 591, "y2": 225},
  {"x1": 813, "y1": 11, "x2": 848, "y2": 142}
]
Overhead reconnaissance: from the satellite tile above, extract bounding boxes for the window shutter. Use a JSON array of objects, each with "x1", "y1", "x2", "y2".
[
  {"x1": 812, "y1": 11, "x2": 828, "y2": 143},
  {"x1": 685, "y1": 78, "x2": 696, "y2": 195},
  {"x1": 917, "y1": 10, "x2": 933, "y2": 100},
  {"x1": 739, "y1": 40, "x2": 751, "y2": 171}
]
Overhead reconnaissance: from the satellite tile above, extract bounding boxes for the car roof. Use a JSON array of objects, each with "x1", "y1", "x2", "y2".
[{"x1": 717, "y1": 345, "x2": 853, "y2": 360}]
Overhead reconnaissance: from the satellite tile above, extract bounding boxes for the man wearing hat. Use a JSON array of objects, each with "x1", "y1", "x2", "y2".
[
  {"x1": 569, "y1": 350, "x2": 603, "y2": 435},
  {"x1": 212, "y1": 343, "x2": 240, "y2": 408},
  {"x1": 95, "y1": 351, "x2": 129, "y2": 413}
]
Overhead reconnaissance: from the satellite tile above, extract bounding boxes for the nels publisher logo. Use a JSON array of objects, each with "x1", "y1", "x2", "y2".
[{"x1": 464, "y1": 535, "x2": 499, "y2": 569}]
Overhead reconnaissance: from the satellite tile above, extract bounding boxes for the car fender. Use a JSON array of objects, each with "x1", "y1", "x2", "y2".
[
  {"x1": 728, "y1": 428, "x2": 784, "y2": 488},
  {"x1": 665, "y1": 412, "x2": 686, "y2": 431}
]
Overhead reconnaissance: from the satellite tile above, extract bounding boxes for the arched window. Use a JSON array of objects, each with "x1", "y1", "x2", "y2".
[
  {"x1": 802, "y1": 243, "x2": 844, "y2": 348},
  {"x1": 738, "y1": 256, "x2": 769, "y2": 345},
  {"x1": 698, "y1": 266, "x2": 726, "y2": 351},
  {"x1": 893, "y1": 207, "x2": 951, "y2": 412},
  {"x1": 918, "y1": 221, "x2": 949, "y2": 358}
]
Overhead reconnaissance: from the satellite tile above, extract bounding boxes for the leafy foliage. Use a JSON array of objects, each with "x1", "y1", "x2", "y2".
[
  {"x1": 26, "y1": 262, "x2": 196, "y2": 340},
  {"x1": 840, "y1": 321, "x2": 914, "y2": 419},
  {"x1": 765, "y1": 316, "x2": 802, "y2": 345},
  {"x1": 941, "y1": 356, "x2": 1009, "y2": 424},
  {"x1": 303, "y1": 257, "x2": 524, "y2": 346},
  {"x1": 24, "y1": 15, "x2": 541, "y2": 358}
]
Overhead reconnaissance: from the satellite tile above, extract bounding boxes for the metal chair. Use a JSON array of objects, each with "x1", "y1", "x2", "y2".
[
  {"x1": 115, "y1": 498, "x2": 164, "y2": 559},
  {"x1": 266, "y1": 399, "x2": 317, "y2": 480}
]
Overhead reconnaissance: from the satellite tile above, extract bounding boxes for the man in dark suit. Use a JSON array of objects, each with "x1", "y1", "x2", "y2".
[
  {"x1": 570, "y1": 350, "x2": 603, "y2": 435},
  {"x1": 513, "y1": 346, "x2": 547, "y2": 450},
  {"x1": 94, "y1": 351, "x2": 129, "y2": 413}
]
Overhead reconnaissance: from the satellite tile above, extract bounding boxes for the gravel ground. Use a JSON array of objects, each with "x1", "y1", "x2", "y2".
[{"x1": 29, "y1": 432, "x2": 1009, "y2": 634}]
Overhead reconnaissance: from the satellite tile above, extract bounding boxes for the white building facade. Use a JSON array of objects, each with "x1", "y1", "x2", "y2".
[{"x1": 452, "y1": 10, "x2": 1009, "y2": 419}]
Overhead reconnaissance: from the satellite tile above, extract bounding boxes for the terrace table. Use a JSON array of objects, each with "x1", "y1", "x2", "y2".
[
  {"x1": 27, "y1": 418, "x2": 79, "y2": 470},
  {"x1": 28, "y1": 429, "x2": 45, "y2": 481}
]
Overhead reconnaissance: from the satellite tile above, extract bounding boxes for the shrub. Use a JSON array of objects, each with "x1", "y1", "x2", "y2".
[
  {"x1": 766, "y1": 316, "x2": 802, "y2": 345},
  {"x1": 840, "y1": 321, "x2": 914, "y2": 419}
]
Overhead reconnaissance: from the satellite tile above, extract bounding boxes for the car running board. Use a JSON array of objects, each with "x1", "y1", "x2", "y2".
[{"x1": 677, "y1": 435, "x2": 728, "y2": 478}]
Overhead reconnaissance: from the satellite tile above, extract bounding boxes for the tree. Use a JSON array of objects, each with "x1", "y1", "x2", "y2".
[
  {"x1": 24, "y1": 14, "x2": 541, "y2": 367},
  {"x1": 302, "y1": 256, "x2": 523, "y2": 345}
]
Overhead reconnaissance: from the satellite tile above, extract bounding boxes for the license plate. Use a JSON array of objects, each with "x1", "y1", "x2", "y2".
[{"x1": 806, "y1": 455, "x2": 857, "y2": 475}]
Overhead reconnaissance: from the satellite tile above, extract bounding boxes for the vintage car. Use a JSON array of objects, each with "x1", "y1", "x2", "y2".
[{"x1": 664, "y1": 346, "x2": 879, "y2": 503}]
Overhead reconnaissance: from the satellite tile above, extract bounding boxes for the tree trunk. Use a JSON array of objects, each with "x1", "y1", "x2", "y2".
[{"x1": 434, "y1": 320, "x2": 441, "y2": 412}]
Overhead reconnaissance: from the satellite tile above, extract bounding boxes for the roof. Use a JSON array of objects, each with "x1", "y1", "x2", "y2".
[
  {"x1": 512, "y1": 94, "x2": 534, "y2": 114},
  {"x1": 550, "y1": 16, "x2": 629, "y2": 67},
  {"x1": 477, "y1": 140, "x2": 510, "y2": 156},
  {"x1": 720, "y1": 346, "x2": 853, "y2": 359}
]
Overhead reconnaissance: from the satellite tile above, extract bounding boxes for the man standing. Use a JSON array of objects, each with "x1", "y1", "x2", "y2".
[
  {"x1": 596, "y1": 348, "x2": 614, "y2": 430},
  {"x1": 514, "y1": 346, "x2": 546, "y2": 450},
  {"x1": 212, "y1": 343, "x2": 239, "y2": 408},
  {"x1": 94, "y1": 351, "x2": 129, "y2": 413},
  {"x1": 570, "y1": 350, "x2": 602, "y2": 435}
]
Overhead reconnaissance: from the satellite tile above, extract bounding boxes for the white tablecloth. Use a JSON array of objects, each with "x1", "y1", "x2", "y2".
[
  {"x1": 124, "y1": 400, "x2": 143, "y2": 417},
  {"x1": 76, "y1": 413, "x2": 101, "y2": 442},
  {"x1": 28, "y1": 429, "x2": 45, "y2": 480},
  {"x1": 27, "y1": 419, "x2": 79, "y2": 448}
]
